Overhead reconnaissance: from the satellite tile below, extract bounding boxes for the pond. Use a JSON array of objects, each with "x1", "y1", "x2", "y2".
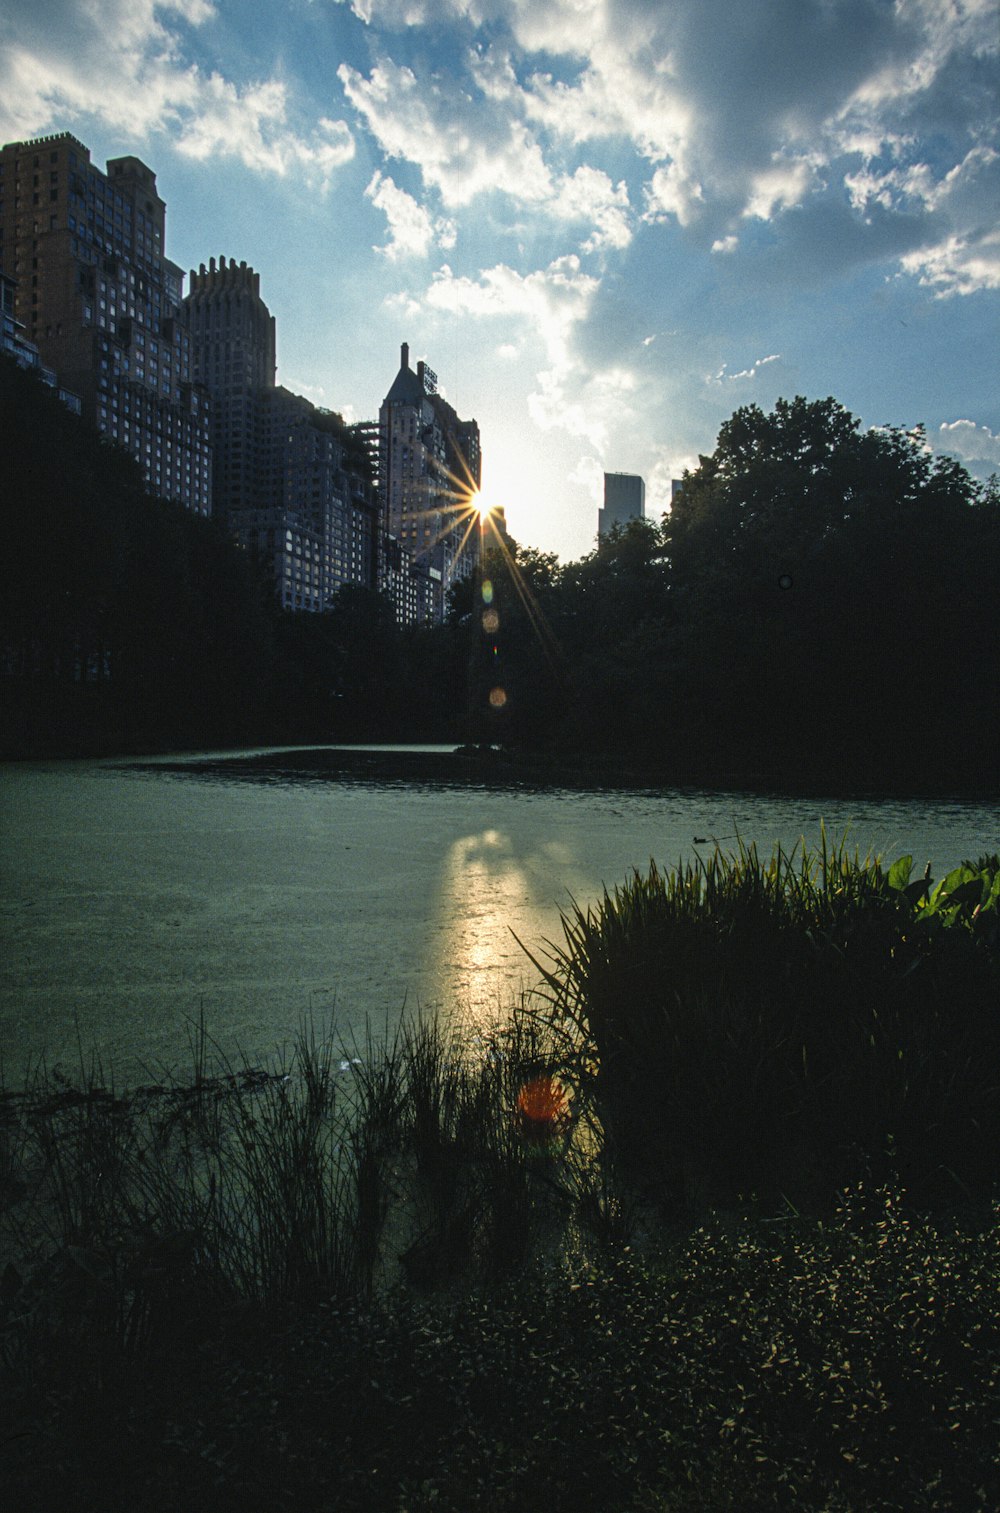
[{"x1": 2, "y1": 745, "x2": 995, "y2": 1081}]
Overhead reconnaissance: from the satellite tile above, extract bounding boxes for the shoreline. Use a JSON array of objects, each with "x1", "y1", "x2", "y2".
[{"x1": 113, "y1": 740, "x2": 1000, "y2": 804}]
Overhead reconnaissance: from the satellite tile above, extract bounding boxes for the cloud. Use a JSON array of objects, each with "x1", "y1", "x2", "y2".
[
  {"x1": 528, "y1": 362, "x2": 637, "y2": 448},
  {"x1": 391, "y1": 253, "x2": 641, "y2": 449},
  {"x1": 411, "y1": 255, "x2": 598, "y2": 365},
  {"x1": 365, "y1": 170, "x2": 456, "y2": 258},
  {"x1": 0, "y1": 0, "x2": 354, "y2": 184},
  {"x1": 937, "y1": 419, "x2": 1000, "y2": 468},
  {"x1": 708, "y1": 353, "x2": 781, "y2": 384},
  {"x1": 877, "y1": 146, "x2": 1000, "y2": 296},
  {"x1": 338, "y1": 57, "x2": 552, "y2": 208},
  {"x1": 547, "y1": 165, "x2": 632, "y2": 251},
  {"x1": 900, "y1": 230, "x2": 1000, "y2": 298},
  {"x1": 341, "y1": 55, "x2": 633, "y2": 252},
  {"x1": 743, "y1": 156, "x2": 822, "y2": 221},
  {"x1": 335, "y1": 0, "x2": 997, "y2": 300},
  {"x1": 643, "y1": 161, "x2": 704, "y2": 229}
]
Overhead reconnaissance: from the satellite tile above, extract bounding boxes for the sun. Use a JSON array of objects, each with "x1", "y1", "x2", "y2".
[{"x1": 472, "y1": 477, "x2": 504, "y2": 523}]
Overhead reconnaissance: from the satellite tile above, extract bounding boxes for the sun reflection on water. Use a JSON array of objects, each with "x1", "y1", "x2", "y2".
[{"x1": 424, "y1": 827, "x2": 545, "y2": 1027}]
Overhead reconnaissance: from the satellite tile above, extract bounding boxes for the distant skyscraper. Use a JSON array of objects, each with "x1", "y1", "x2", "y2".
[
  {"x1": 182, "y1": 256, "x2": 377, "y2": 612},
  {"x1": 599, "y1": 472, "x2": 645, "y2": 540},
  {"x1": 380, "y1": 342, "x2": 482, "y2": 624},
  {"x1": 0, "y1": 133, "x2": 211, "y2": 513}
]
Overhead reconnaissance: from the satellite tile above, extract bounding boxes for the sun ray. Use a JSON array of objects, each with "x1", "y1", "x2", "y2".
[{"x1": 481, "y1": 520, "x2": 564, "y2": 674}]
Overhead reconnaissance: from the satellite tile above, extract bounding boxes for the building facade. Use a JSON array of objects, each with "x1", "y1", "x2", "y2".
[
  {"x1": 0, "y1": 133, "x2": 211, "y2": 512},
  {"x1": 599, "y1": 471, "x2": 645, "y2": 539},
  {"x1": 379, "y1": 342, "x2": 482, "y2": 623},
  {"x1": 183, "y1": 256, "x2": 276, "y2": 521},
  {"x1": 182, "y1": 257, "x2": 378, "y2": 612},
  {"x1": 1, "y1": 267, "x2": 80, "y2": 411}
]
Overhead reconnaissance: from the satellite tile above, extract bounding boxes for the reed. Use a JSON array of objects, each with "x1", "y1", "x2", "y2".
[{"x1": 527, "y1": 833, "x2": 1000, "y2": 1208}]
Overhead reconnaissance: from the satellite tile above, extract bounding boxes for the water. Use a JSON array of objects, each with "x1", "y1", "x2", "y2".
[{"x1": 2, "y1": 747, "x2": 996, "y2": 1082}]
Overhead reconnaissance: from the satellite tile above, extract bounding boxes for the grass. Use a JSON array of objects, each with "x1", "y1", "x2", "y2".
[
  {"x1": 2, "y1": 836, "x2": 1000, "y2": 1508},
  {"x1": 527, "y1": 833, "x2": 1000, "y2": 1208}
]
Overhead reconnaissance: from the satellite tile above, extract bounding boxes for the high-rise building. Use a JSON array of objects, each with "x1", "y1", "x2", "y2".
[
  {"x1": 0, "y1": 133, "x2": 211, "y2": 513},
  {"x1": 380, "y1": 342, "x2": 482, "y2": 623},
  {"x1": 599, "y1": 472, "x2": 645, "y2": 539},
  {"x1": 184, "y1": 256, "x2": 276, "y2": 521},
  {"x1": 1, "y1": 267, "x2": 80, "y2": 411},
  {"x1": 182, "y1": 256, "x2": 378, "y2": 612}
]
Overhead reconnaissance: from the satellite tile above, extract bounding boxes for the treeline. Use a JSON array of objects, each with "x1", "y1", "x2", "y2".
[
  {"x1": 438, "y1": 396, "x2": 1000, "y2": 788},
  {"x1": 4, "y1": 359, "x2": 998, "y2": 787}
]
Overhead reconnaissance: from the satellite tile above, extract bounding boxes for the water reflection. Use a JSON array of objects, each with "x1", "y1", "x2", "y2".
[{"x1": 426, "y1": 828, "x2": 570, "y2": 1025}]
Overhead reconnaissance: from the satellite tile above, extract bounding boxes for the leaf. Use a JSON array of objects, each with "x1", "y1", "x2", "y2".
[{"x1": 887, "y1": 856, "x2": 913, "y2": 892}]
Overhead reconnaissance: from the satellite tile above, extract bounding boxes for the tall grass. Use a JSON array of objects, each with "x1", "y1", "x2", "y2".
[
  {"x1": 0, "y1": 1004, "x2": 597, "y2": 1387},
  {"x1": 528, "y1": 833, "x2": 1000, "y2": 1208}
]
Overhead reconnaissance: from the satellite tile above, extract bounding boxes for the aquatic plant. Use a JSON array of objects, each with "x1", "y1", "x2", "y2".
[{"x1": 528, "y1": 833, "x2": 1000, "y2": 1207}]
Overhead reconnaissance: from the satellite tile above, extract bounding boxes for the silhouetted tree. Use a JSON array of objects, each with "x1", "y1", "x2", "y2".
[{"x1": 666, "y1": 397, "x2": 999, "y2": 780}]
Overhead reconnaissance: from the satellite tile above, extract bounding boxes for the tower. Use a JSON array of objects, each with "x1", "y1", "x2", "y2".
[
  {"x1": 599, "y1": 472, "x2": 645, "y2": 539},
  {"x1": 0, "y1": 133, "x2": 211, "y2": 513},
  {"x1": 182, "y1": 257, "x2": 377, "y2": 611},
  {"x1": 184, "y1": 256, "x2": 276, "y2": 521},
  {"x1": 379, "y1": 341, "x2": 481, "y2": 623}
]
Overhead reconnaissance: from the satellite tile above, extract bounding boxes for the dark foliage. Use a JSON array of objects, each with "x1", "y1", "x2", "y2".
[
  {"x1": 5, "y1": 366, "x2": 998, "y2": 783},
  {"x1": 5, "y1": 1195, "x2": 1000, "y2": 1511},
  {"x1": 1, "y1": 358, "x2": 274, "y2": 754}
]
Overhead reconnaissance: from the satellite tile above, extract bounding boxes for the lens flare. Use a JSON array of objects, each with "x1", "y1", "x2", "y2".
[{"x1": 516, "y1": 1074, "x2": 570, "y2": 1145}]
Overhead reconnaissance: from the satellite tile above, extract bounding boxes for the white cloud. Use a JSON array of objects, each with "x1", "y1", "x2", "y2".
[
  {"x1": 365, "y1": 171, "x2": 455, "y2": 258},
  {"x1": 0, "y1": 0, "x2": 354, "y2": 185},
  {"x1": 568, "y1": 453, "x2": 604, "y2": 512},
  {"x1": 743, "y1": 156, "x2": 821, "y2": 221},
  {"x1": 901, "y1": 229, "x2": 1000, "y2": 298},
  {"x1": 414, "y1": 255, "x2": 598, "y2": 366},
  {"x1": 392, "y1": 252, "x2": 641, "y2": 450},
  {"x1": 938, "y1": 419, "x2": 1000, "y2": 467},
  {"x1": 342, "y1": 55, "x2": 633, "y2": 251},
  {"x1": 646, "y1": 449, "x2": 691, "y2": 517},
  {"x1": 528, "y1": 362, "x2": 636, "y2": 447},
  {"x1": 175, "y1": 82, "x2": 355, "y2": 179},
  {"x1": 711, "y1": 234, "x2": 739, "y2": 254},
  {"x1": 643, "y1": 161, "x2": 704, "y2": 228},
  {"x1": 547, "y1": 165, "x2": 632, "y2": 251},
  {"x1": 708, "y1": 353, "x2": 781, "y2": 384},
  {"x1": 338, "y1": 57, "x2": 552, "y2": 208},
  {"x1": 848, "y1": 147, "x2": 1000, "y2": 296}
]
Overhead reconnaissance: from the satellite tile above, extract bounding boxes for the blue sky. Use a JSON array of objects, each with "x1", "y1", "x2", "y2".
[{"x1": 2, "y1": 0, "x2": 998, "y2": 559}]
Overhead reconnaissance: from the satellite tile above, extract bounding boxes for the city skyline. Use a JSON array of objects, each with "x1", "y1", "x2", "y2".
[{"x1": 1, "y1": 0, "x2": 997, "y2": 561}]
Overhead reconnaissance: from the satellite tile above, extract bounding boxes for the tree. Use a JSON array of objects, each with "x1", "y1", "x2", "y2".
[
  {"x1": 665, "y1": 396, "x2": 999, "y2": 780},
  {"x1": 1, "y1": 356, "x2": 278, "y2": 754}
]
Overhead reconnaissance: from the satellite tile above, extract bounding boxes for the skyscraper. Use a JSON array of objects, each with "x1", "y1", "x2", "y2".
[
  {"x1": 0, "y1": 133, "x2": 211, "y2": 513},
  {"x1": 380, "y1": 342, "x2": 481, "y2": 623},
  {"x1": 184, "y1": 256, "x2": 275, "y2": 521},
  {"x1": 183, "y1": 256, "x2": 378, "y2": 611},
  {"x1": 599, "y1": 472, "x2": 645, "y2": 540}
]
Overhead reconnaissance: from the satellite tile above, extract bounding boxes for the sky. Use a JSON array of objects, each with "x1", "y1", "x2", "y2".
[{"x1": 2, "y1": 0, "x2": 998, "y2": 561}]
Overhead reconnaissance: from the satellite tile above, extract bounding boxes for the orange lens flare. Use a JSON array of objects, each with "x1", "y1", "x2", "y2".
[{"x1": 516, "y1": 1074, "x2": 570, "y2": 1145}]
